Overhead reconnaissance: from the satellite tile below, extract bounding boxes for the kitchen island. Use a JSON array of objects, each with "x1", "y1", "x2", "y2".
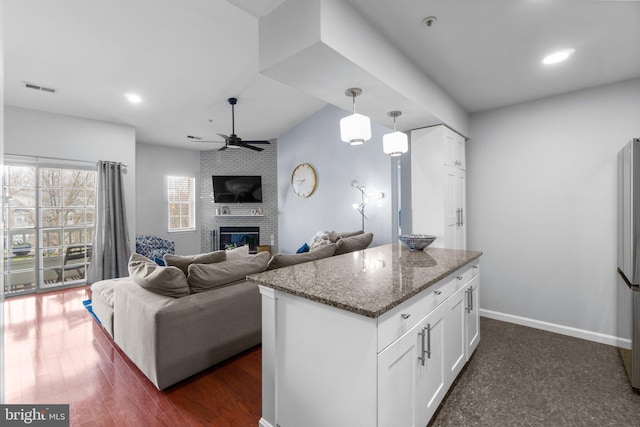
[{"x1": 248, "y1": 244, "x2": 482, "y2": 427}]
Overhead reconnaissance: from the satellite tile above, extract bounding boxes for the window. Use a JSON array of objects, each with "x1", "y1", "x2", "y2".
[
  {"x1": 3, "y1": 164, "x2": 96, "y2": 295},
  {"x1": 167, "y1": 176, "x2": 196, "y2": 232}
]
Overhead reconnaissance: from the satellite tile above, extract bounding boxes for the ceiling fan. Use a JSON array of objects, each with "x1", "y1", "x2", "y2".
[{"x1": 190, "y1": 97, "x2": 271, "y2": 152}]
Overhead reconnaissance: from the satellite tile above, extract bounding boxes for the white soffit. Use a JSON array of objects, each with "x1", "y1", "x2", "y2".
[{"x1": 259, "y1": 0, "x2": 469, "y2": 136}]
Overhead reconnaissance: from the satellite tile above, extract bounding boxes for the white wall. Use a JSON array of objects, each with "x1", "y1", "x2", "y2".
[
  {"x1": 468, "y1": 78, "x2": 640, "y2": 342},
  {"x1": 136, "y1": 143, "x2": 201, "y2": 255},
  {"x1": 4, "y1": 106, "x2": 137, "y2": 250},
  {"x1": 277, "y1": 104, "x2": 394, "y2": 253}
]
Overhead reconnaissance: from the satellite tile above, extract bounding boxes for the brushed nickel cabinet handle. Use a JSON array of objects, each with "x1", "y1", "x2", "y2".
[
  {"x1": 434, "y1": 290, "x2": 442, "y2": 295},
  {"x1": 418, "y1": 328, "x2": 426, "y2": 366},
  {"x1": 401, "y1": 313, "x2": 411, "y2": 320}
]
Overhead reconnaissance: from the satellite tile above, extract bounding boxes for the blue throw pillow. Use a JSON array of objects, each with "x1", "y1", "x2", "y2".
[
  {"x1": 296, "y1": 243, "x2": 310, "y2": 254},
  {"x1": 153, "y1": 257, "x2": 166, "y2": 266}
]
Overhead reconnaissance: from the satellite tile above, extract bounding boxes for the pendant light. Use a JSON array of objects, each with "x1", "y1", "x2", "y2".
[
  {"x1": 383, "y1": 111, "x2": 408, "y2": 156},
  {"x1": 340, "y1": 88, "x2": 371, "y2": 146}
]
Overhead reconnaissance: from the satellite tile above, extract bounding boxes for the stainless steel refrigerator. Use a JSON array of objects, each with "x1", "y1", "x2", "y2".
[{"x1": 617, "y1": 138, "x2": 640, "y2": 391}]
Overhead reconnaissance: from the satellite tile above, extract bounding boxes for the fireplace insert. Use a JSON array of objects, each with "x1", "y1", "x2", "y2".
[{"x1": 218, "y1": 226, "x2": 259, "y2": 253}]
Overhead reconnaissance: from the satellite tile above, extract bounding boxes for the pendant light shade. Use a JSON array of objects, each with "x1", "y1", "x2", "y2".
[
  {"x1": 383, "y1": 111, "x2": 408, "y2": 156},
  {"x1": 340, "y1": 88, "x2": 371, "y2": 145}
]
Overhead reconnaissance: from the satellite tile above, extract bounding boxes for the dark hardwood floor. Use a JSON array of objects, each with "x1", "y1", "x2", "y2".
[{"x1": 3, "y1": 286, "x2": 262, "y2": 426}]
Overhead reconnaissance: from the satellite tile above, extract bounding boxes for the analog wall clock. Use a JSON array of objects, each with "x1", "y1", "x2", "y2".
[{"x1": 291, "y1": 163, "x2": 317, "y2": 198}]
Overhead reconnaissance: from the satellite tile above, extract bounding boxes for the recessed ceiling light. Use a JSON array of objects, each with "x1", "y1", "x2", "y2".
[
  {"x1": 124, "y1": 92, "x2": 142, "y2": 103},
  {"x1": 542, "y1": 48, "x2": 575, "y2": 65}
]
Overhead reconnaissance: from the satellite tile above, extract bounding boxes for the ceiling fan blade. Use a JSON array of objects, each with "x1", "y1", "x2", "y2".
[
  {"x1": 217, "y1": 145, "x2": 228, "y2": 151},
  {"x1": 231, "y1": 141, "x2": 263, "y2": 151},
  {"x1": 217, "y1": 133, "x2": 232, "y2": 142},
  {"x1": 242, "y1": 140, "x2": 271, "y2": 145}
]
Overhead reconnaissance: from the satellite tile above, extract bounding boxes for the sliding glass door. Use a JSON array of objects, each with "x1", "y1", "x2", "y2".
[{"x1": 3, "y1": 163, "x2": 96, "y2": 295}]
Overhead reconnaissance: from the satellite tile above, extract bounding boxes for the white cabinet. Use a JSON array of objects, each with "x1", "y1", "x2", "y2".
[
  {"x1": 378, "y1": 321, "x2": 421, "y2": 427},
  {"x1": 378, "y1": 297, "x2": 448, "y2": 427},
  {"x1": 411, "y1": 125, "x2": 466, "y2": 250},
  {"x1": 465, "y1": 265, "x2": 481, "y2": 358},
  {"x1": 378, "y1": 264, "x2": 480, "y2": 427},
  {"x1": 417, "y1": 301, "x2": 447, "y2": 425},
  {"x1": 444, "y1": 281, "x2": 467, "y2": 385}
]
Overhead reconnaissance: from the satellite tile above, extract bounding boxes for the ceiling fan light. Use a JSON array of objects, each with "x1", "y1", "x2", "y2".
[
  {"x1": 340, "y1": 113, "x2": 371, "y2": 145},
  {"x1": 383, "y1": 131, "x2": 408, "y2": 157}
]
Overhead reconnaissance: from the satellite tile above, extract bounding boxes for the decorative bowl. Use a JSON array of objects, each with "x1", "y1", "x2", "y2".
[{"x1": 398, "y1": 234, "x2": 436, "y2": 251}]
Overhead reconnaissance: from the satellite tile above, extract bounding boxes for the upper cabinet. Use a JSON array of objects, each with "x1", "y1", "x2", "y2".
[
  {"x1": 410, "y1": 125, "x2": 467, "y2": 250},
  {"x1": 445, "y1": 128, "x2": 466, "y2": 170}
]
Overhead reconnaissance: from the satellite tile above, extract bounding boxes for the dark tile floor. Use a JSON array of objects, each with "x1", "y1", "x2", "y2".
[{"x1": 430, "y1": 317, "x2": 640, "y2": 427}]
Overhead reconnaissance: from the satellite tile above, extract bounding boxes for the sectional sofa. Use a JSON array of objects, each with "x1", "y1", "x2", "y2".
[{"x1": 90, "y1": 231, "x2": 373, "y2": 390}]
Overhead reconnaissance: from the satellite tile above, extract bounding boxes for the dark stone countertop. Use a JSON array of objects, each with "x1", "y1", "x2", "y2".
[{"x1": 247, "y1": 243, "x2": 482, "y2": 318}]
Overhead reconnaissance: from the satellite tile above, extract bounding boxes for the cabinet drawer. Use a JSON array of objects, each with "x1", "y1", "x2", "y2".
[
  {"x1": 423, "y1": 276, "x2": 456, "y2": 314},
  {"x1": 454, "y1": 266, "x2": 473, "y2": 289},
  {"x1": 377, "y1": 294, "x2": 423, "y2": 352},
  {"x1": 470, "y1": 263, "x2": 480, "y2": 277}
]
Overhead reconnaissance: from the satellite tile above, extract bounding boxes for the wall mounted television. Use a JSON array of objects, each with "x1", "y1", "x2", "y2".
[{"x1": 212, "y1": 175, "x2": 263, "y2": 203}]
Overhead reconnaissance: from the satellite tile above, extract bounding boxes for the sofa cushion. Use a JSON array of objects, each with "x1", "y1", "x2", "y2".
[
  {"x1": 226, "y1": 245, "x2": 250, "y2": 261},
  {"x1": 328, "y1": 230, "x2": 364, "y2": 243},
  {"x1": 334, "y1": 232, "x2": 374, "y2": 255},
  {"x1": 164, "y1": 251, "x2": 226, "y2": 275},
  {"x1": 267, "y1": 244, "x2": 336, "y2": 270},
  {"x1": 187, "y1": 251, "x2": 270, "y2": 293},
  {"x1": 91, "y1": 279, "x2": 121, "y2": 308},
  {"x1": 128, "y1": 253, "x2": 190, "y2": 298}
]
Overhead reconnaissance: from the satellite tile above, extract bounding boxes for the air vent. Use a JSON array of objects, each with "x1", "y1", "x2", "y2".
[{"x1": 23, "y1": 82, "x2": 56, "y2": 93}]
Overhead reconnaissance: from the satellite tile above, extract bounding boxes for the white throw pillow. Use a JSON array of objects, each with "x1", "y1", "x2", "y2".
[{"x1": 226, "y1": 244, "x2": 250, "y2": 261}]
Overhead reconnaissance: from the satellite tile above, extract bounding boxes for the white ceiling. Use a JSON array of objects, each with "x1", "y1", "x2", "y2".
[
  {"x1": 347, "y1": 0, "x2": 640, "y2": 113},
  {"x1": 5, "y1": 0, "x2": 640, "y2": 149}
]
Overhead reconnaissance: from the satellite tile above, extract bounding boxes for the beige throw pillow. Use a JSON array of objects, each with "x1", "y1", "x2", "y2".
[
  {"x1": 328, "y1": 230, "x2": 364, "y2": 243},
  {"x1": 164, "y1": 251, "x2": 226, "y2": 275},
  {"x1": 334, "y1": 232, "x2": 374, "y2": 255},
  {"x1": 267, "y1": 244, "x2": 336, "y2": 270},
  {"x1": 128, "y1": 253, "x2": 190, "y2": 298},
  {"x1": 226, "y1": 245, "x2": 250, "y2": 261},
  {"x1": 187, "y1": 251, "x2": 270, "y2": 293}
]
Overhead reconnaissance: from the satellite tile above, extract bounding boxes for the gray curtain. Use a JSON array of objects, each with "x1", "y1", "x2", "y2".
[{"x1": 88, "y1": 161, "x2": 131, "y2": 282}]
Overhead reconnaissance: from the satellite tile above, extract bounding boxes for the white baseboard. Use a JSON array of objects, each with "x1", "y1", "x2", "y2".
[
  {"x1": 259, "y1": 418, "x2": 274, "y2": 427},
  {"x1": 480, "y1": 309, "x2": 632, "y2": 350}
]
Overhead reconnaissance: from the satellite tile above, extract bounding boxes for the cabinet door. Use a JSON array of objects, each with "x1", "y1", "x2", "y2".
[
  {"x1": 455, "y1": 135, "x2": 466, "y2": 170},
  {"x1": 445, "y1": 284, "x2": 467, "y2": 386},
  {"x1": 378, "y1": 323, "x2": 421, "y2": 427},
  {"x1": 455, "y1": 169, "x2": 466, "y2": 250},
  {"x1": 444, "y1": 166, "x2": 457, "y2": 248},
  {"x1": 417, "y1": 302, "x2": 447, "y2": 426},
  {"x1": 444, "y1": 127, "x2": 465, "y2": 170},
  {"x1": 465, "y1": 274, "x2": 481, "y2": 358}
]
